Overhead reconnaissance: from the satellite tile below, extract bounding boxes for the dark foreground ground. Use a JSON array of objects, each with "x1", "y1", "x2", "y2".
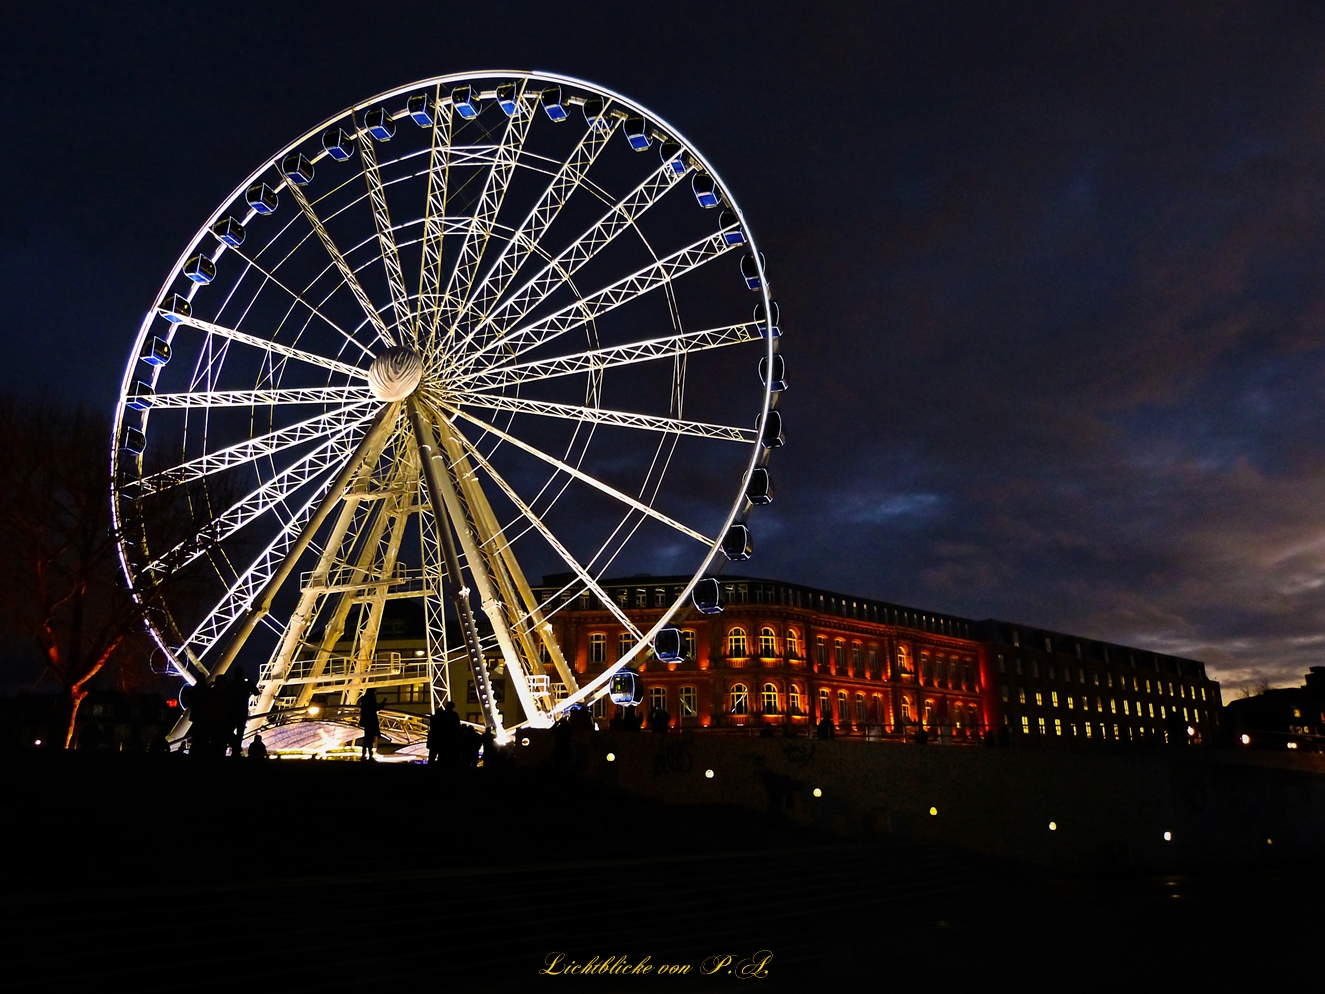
[{"x1": 0, "y1": 753, "x2": 1312, "y2": 991}]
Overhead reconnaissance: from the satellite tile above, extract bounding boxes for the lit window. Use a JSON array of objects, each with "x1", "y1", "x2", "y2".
[
  {"x1": 1022, "y1": 715, "x2": 1030, "y2": 733},
  {"x1": 617, "y1": 589, "x2": 629, "y2": 607},
  {"x1": 852, "y1": 642, "x2": 863, "y2": 673},
  {"x1": 762, "y1": 683, "x2": 780, "y2": 714},
  {"x1": 789, "y1": 685, "x2": 803, "y2": 715},
  {"x1": 1183, "y1": 707, "x2": 1189, "y2": 721},
  {"x1": 1095, "y1": 697, "x2": 1103, "y2": 713},
  {"x1": 1160, "y1": 705, "x2": 1167, "y2": 719},
  {"x1": 1110, "y1": 699, "x2": 1117, "y2": 714},
  {"x1": 591, "y1": 697, "x2": 606, "y2": 718},
  {"x1": 760, "y1": 627, "x2": 777, "y2": 657},
  {"x1": 786, "y1": 629, "x2": 801, "y2": 658},
  {"x1": 649, "y1": 687, "x2": 667, "y2": 712},
  {"x1": 855, "y1": 694, "x2": 866, "y2": 722},
  {"x1": 1145, "y1": 679, "x2": 1151, "y2": 693},
  {"x1": 819, "y1": 689, "x2": 831, "y2": 720},
  {"x1": 654, "y1": 588, "x2": 667, "y2": 607},
  {"x1": 1106, "y1": 673, "x2": 1113, "y2": 688},
  {"x1": 1066, "y1": 695, "x2": 1074, "y2": 710},
  {"x1": 835, "y1": 639, "x2": 847, "y2": 670},
  {"x1": 1085, "y1": 722, "x2": 1093, "y2": 739},
  {"x1": 868, "y1": 644, "x2": 879, "y2": 676},
  {"x1": 1054, "y1": 719, "x2": 1062, "y2": 736},
  {"x1": 730, "y1": 684, "x2": 748, "y2": 715},
  {"x1": 1148, "y1": 703, "x2": 1155, "y2": 718},
  {"x1": 1078, "y1": 668, "x2": 1085, "y2": 683},
  {"x1": 923, "y1": 699, "x2": 933, "y2": 727},
  {"x1": 1038, "y1": 717, "x2": 1046, "y2": 735},
  {"x1": 839, "y1": 691, "x2": 850, "y2": 722},
  {"x1": 618, "y1": 633, "x2": 633, "y2": 660},
  {"x1": 679, "y1": 686, "x2": 698, "y2": 716},
  {"x1": 817, "y1": 636, "x2": 829, "y2": 666},
  {"x1": 900, "y1": 696, "x2": 912, "y2": 721},
  {"x1": 1113, "y1": 724, "x2": 1120, "y2": 738},
  {"x1": 682, "y1": 629, "x2": 696, "y2": 659},
  {"x1": 1035, "y1": 692, "x2": 1043, "y2": 707},
  {"x1": 1051, "y1": 691, "x2": 1059, "y2": 708},
  {"x1": 1001, "y1": 685, "x2": 1009, "y2": 703},
  {"x1": 1092, "y1": 672, "x2": 1099, "y2": 686},
  {"x1": 1123, "y1": 700, "x2": 1130, "y2": 715},
  {"x1": 728, "y1": 627, "x2": 748, "y2": 657},
  {"x1": 1201, "y1": 687, "x2": 1207, "y2": 701},
  {"x1": 589, "y1": 633, "x2": 606, "y2": 664},
  {"x1": 636, "y1": 589, "x2": 648, "y2": 609},
  {"x1": 1019, "y1": 688, "x2": 1027, "y2": 705}
]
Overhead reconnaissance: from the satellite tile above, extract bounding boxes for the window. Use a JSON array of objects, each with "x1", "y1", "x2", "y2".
[
  {"x1": 901, "y1": 697, "x2": 912, "y2": 721},
  {"x1": 921, "y1": 654, "x2": 932, "y2": 681},
  {"x1": 789, "y1": 685, "x2": 803, "y2": 715},
  {"x1": 838, "y1": 691, "x2": 849, "y2": 722},
  {"x1": 786, "y1": 629, "x2": 802, "y2": 658},
  {"x1": 728, "y1": 627, "x2": 748, "y2": 657},
  {"x1": 1078, "y1": 668, "x2": 1086, "y2": 683},
  {"x1": 852, "y1": 642, "x2": 863, "y2": 674},
  {"x1": 1054, "y1": 719, "x2": 1062, "y2": 736},
  {"x1": 1031, "y1": 660, "x2": 1040, "y2": 678},
  {"x1": 1123, "y1": 700, "x2": 1130, "y2": 715},
  {"x1": 1038, "y1": 717, "x2": 1046, "y2": 735},
  {"x1": 649, "y1": 687, "x2": 667, "y2": 712},
  {"x1": 762, "y1": 683, "x2": 780, "y2": 714},
  {"x1": 1022, "y1": 716, "x2": 1030, "y2": 733},
  {"x1": 1109, "y1": 699, "x2": 1117, "y2": 714},
  {"x1": 635, "y1": 589, "x2": 648, "y2": 609},
  {"x1": 923, "y1": 699, "x2": 934, "y2": 727},
  {"x1": 730, "y1": 684, "x2": 749, "y2": 715},
  {"x1": 589, "y1": 634, "x2": 606, "y2": 664},
  {"x1": 1001, "y1": 685, "x2": 1009, "y2": 703},
  {"x1": 868, "y1": 644, "x2": 879, "y2": 676},
  {"x1": 816, "y1": 635, "x2": 829, "y2": 666},
  {"x1": 591, "y1": 696, "x2": 606, "y2": 719},
  {"x1": 1148, "y1": 703, "x2": 1155, "y2": 718},
  {"x1": 1047, "y1": 664, "x2": 1055, "y2": 681},
  {"x1": 897, "y1": 646, "x2": 912, "y2": 674},
  {"x1": 760, "y1": 627, "x2": 777, "y2": 657},
  {"x1": 1085, "y1": 721, "x2": 1092, "y2": 739},
  {"x1": 1095, "y1": 697, "x2": 1103, "y2": 712},
  {"x1": 1113, "y1": 724, "x2": 1120, "y2": 738},
  {"x1": 679, "y1": 686, "x2": 698, "y2": 717},
  {"x1": 618, "y1": 633, "x2": 633, "y2": 660},
  {"x1": 855, "y1": 693, "x2": 866, "y2": 723},
  {"x1": 834, "y1": 639, "x2": 846, "y2": 670},
  {"x1": 1106, "y1": 673, "x2": 1113, "y2": 688},
  {"x1": 998, "y1": 653, "x2": 1006, "y2": 673},
  {"x1": 654, "y1": 588, "x2": 667, "y2": 608},
  {"x1": 1015, "y1": 658, "x2": 1024, "y2": 676},
  {"x1": 682, "y1": 630, "x2": 696, "y2": 660},
  {"x1": 1051, "y1": 691, "x2": 1059, "y2": 708},
  {"x1": 1035, "y1": 692, "x2": 1043, "y2": 707},
  {"x1": 1019, "y1": 688, "x2": 1027, "y2": 705},
  {"x1": 617, "y1": 589, "x2": 629, "y2": 607},
  {"x1": 1067, "y1": 695, "x2": 1074, "y2": 710},
  {"x1": 819, "y1": 689, "x2": 831, "y2": 720},
  {"x1": 1092, "y1": 671, "x2": 1099, "y2": 686}
]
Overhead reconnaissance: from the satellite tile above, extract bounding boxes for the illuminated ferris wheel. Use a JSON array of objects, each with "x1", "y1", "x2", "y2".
[{"x1": 111, "y1": 71, "x2": 783, "y2": 741}]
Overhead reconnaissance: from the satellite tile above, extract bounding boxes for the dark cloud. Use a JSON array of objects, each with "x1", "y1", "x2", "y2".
[{"x1": 5, "y1": 1, "x2": 1325, "y2": 693}]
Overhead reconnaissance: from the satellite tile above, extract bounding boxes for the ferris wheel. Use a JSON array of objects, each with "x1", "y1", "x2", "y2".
[{"x1": 111, "y1": 71, "x2": 783, "y2": 740}]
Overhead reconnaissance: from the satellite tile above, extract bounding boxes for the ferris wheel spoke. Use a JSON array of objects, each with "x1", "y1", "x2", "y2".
[
  {"x1": 457, "y1": 158, "x2": 693, "y2": 355},
  {"x1": 447, "y1": 393, "x2": 753, "y2": 443},
  {"x1": 163, "y1": 313, "x2": 372, "y2": 381},
  {"x1": 360, "y1": 138, "x2": 412, "y2": 344},
  {"x1": 142, "y1": 423, "x2": 371, "y2": 574},
  {"x1": 445, "y1": 406, "x2": 715, "y2": 545},
  {"x1": 459, "y1": 231, "x2": 735, "y2": 373},
  {"x1": 417, "y1": 98, "x2": 454, "y2": 346},
  {"x1": 143, "y1": 386, "x2": 378, "y2": 410},
  {"x1": 449, "y1": 430, "x2": 645, "y2": 641},
  {"x1": 457, "y1": 111, "x2": 620, "y2": 335},
  {"x1": 435, "y1": 84, "x2": 537, "y2": 348},
  {"x1": 286, "y1": 181, "x2": 395, "y2": 348},
  {"x1": 454, "y1": 321, "x2": 763, "y2": 392},
  {"x1": 128, "y1": 402, "x2": 379, "y2": 497}
]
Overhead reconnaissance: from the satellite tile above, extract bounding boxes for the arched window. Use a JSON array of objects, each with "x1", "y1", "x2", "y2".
[
  {"x1": 871, "y1": 693, "x2": 884, "y2": 723},
  {"x1": 762, "y1": 683, "x2": 779, "y2": 714},
  {"x1": 851, "y1": 641, "x2": 863, "y2": 674},
  {"x1": 815, "y1": 635, "x2": 828, "y2": 666},
  {"x1": 921, "y1": 653, "x2": 932, "y2": 682},
  {"x1": 900, "y1": 696, "x2": 912, "y2": 721},
  {"x1": 833, "y1": 639, "x2": 846, "y2": 670},
  {"x1": 923, "y1": 699, "x2": 934, "y2": 728},
  {"x1": 618, "y1": 632, "x2": 632, "y2": 660},
  {"x1": 730, "y1": 683, "x2": 748, "y2": 715},
  {"x1": 854, "y1": 693, "x2": 866, "y2": 723},
  {"x1": 589, "y1": 633, "x2": 606, "y2": 664},
  {"x1": 727, "y1": 627, "x2": 747, "y2": 657},
  {"x1": 818, "y1": 688, "x2": 831, "y2": 720},
  {"x1": 937, "y1": 656, "x2": 948, "y2": 685},
  {"x1": 837, "y1": 690, "x2": 849, "y2": 722},
  {"x1": 789, "y1": 685, "x2": 803, "y2": 715},
  {"x1": 760, "y1": 627, "x2": 777, "y2": 657},
  {"x1": 868, "y1": 644, "x2": 879, "y2": 677},
  {"x1": 897, "y1": 645, "x2": 912, "y2": 675},
  {"x1": 682, "y1": 630, "x2": 696, "y2": 659},
  {"x1": 786, "y1": 629, "x2": 802, "y2": 659}
]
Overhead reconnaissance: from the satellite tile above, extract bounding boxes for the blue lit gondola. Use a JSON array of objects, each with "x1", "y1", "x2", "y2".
[
  {"x1": 692, "y1": 173, "x2": 720, "y2": 209},
  {"x1": 211, "y1": 216, "x2": 245, "y2": 247},
  {"x1": 722, "y1": 524, "x2": 754, "y2": 561},
  {"x1": 183, "y1": 254, "x2": 215, "y2": 284},
  {"x1": 452, "y1": 86, "x2": 481, "y2": 119},
  {"x1": 120, "y1": 425, "x2": 146, "y2": 455},
  {"x1": 759, "y1": 353, "x2": 787, "y2": 392},
  {"x1": 125, "y1": 382, "x2": 154, "y2": 411},
  {"x1": 745, "y1": 466, "x2": 773, "y2": 505},
  {"x1": 659, "y1": 139, "x2": 686, "y2": 176},
  {"x1": 740, "y1": 252, "x2": 765, "y2": 290},
  {"x1": 654, "y1": 627, "x2": 685, "y2": 663},
  {"x1": 541, "y1": 85, "x2": 568, "y2": 121},
  {"x1": 157, "y1": 293, "x2": 191, "y2": 322},
  {"x1": 754, "y1": 300, "x2": 781, "y2": 338},
  {"x1": 408, "y1": 93, "x2": 434, "y2": 126},
  {"x1": 246, "y1": 182, "x2": 278, "y2": 215},
  {"x1": 756, "y1": 409, "x2": 784, "y2": 448},
  {"x1": 609, "y1": 668, "x2": 644, "y2": 706},
  {"x1": 281, "y1": 152, "x2": 314, "y2": 186},
  {"x1": 363, "y1": 106, "x2": 395, "y2": 141},
  {"x1": 497, "y1": 82, "x2": 519, "y2": 116},
  {"x1": 322, "y1": 126, "x2": 355, "y2": 161},
  {"x1": 719, "y1": 210, "x2": 745, "y2": 245},
  {"x1": 140, "y1": 336, "x2": 171, "y2": 367},
  {"x1": 624, "y1": 115, "x2": 650, "y2": 150},
  {"x1": 693, "y1": 577, "x2": 724, "y2": 614},
  {"x1": 582, "y1": 95, "x2": 608, "y2": 131}
]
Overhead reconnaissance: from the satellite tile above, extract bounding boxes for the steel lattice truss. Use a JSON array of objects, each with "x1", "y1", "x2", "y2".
[{"x1": 111, "y1": 71, "x2": 781, "y2": 743}]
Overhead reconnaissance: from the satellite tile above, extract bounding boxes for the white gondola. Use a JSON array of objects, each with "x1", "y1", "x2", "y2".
[
  {"x1": 654, "y1": 627, "x2": 684, "y2": 663},
  {"x1": 281, "y1": 152, "x2": 314, "y2": 186},
  {"x1": 321, "y1": 126, "x2": 355, "y2": 161},
  {"x1": 722, "y1": 523, "x2": 754, "y2": 561},
  {"x1": 452, "y1": 85, "x2": 481, "y2": 119},
  {"x1": 363, "y1": 106, "x2": 395, "y2": 141},
  {"x1": 211, "y1": 216, "x2": 244, "y2": 247},
  {"x1": 245, "y1": 182, "x2": 278, "y2": 215},
  {"x1": 183, "y1": 254, "x2": 216, "y2": 284},
  {"x1": 745, "y1": 467, "x2": 773, "y2": 505},
  {"x1": 759, "y1": 353, "x2": 787, "y2": 392},
  {"x1": 408, "y1": 93, "x2": 434, "y2": 126},
  {"x1": 609, "y1": 668, "x2": 644, "y2": 706}
]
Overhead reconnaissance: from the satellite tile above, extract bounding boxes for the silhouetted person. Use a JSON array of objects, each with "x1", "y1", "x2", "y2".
[
  {"x1": 247, "y1": 734, "x2": 268, "y2": 760},
  {"x1": 998, "y1": 724, "x2": 1011, "y2": 747},
  {"x1": 226, "y1": 665, "x2": 259, "y2": 758},
  {"x1": 608, "y1": 711, "x2": 624, "y2": 733},
  {"x1": 428, "y1": 701, "x2": 460, "y2": 766},
  {"x1": 984, "y1": 730, "x2": 997, "y2": 748},
  {"x1": 816, "y1": 714, "x2": 835, "y2": 740},
  {"x1": 461, "y1": 725, "x2": 483, "y2": 768},
  {"x1": 622, "y1": 707, "x2": 642, "y2": 732},
  {"x1": 553, "y1": 715, "x2": 573, "y2": 769},
  {"x1": 914, "y1": 727, "x2": 929, "y2": 745},
  {"x1": 359, "y1": 688, "x2": 383, "y2": 761},
  {"x1": 648, "y1": 706, "x2": 671, "y2": 735}
]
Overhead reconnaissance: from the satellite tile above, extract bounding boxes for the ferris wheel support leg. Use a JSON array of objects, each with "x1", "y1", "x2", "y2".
[
  {"x1": 167, "y1": 402, "x2": 400, "y2": 746},
  {"x1": 408, "y1": 399, "x2": 506, "y2": 736}
]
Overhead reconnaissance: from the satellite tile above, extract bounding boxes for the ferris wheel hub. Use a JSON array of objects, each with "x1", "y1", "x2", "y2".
[{"x1": 367, "y1": 346, "x2": 424, "y2": 401}]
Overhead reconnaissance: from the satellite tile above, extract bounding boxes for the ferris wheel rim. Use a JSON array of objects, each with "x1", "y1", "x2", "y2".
[{"x1": 112, "y1": 70, "x2": 779, "y2": 720}]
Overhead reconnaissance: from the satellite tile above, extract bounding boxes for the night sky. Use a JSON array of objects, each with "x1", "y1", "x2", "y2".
[{"x1": 5, "y1": 1, "x2": 1325, "y2": 693}]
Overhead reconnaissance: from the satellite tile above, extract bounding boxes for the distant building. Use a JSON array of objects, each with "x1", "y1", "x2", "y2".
[
  {"x1": 0, "y1": 691, "x2": 180, "y2": 751},
  {"x1": 1221, "y1": 668, "x2": 1325, "y2": 751}
]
